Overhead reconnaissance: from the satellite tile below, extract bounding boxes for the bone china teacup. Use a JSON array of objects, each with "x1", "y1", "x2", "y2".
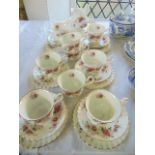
[
  {"x1": 60, "y1": 32, "x2": 83, "y2": 59},
  {"x1": 85, "y1": 89, "x2": 122, "y2": 125},
  {"x1": 80, "y1": 49, "x2": 109, "y2": 75},
  {"x1": 19, "y1": 89, "x2": 63, "y2": 122},
  {"x1": 52, "y1": 20, "x2": 72, "y2": 36},
  {"x1": 36, "y1": 51, "x2": 64, "y2": 76},
  {"x1": 85, "y1": 22, "x2": 106, "y2": 38},
  {"x1": 57, "y1": 69, "x2": 94, "y2": 96}
]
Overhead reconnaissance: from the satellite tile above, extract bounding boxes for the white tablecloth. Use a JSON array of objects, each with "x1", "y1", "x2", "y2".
[{"x1": 19, "y1": 20, "x2": 135, "y2": 155}]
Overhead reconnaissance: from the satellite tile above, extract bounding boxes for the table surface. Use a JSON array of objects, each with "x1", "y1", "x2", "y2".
[{"x1": 19, "y1": 20, "x2": 135, "y2": 155}]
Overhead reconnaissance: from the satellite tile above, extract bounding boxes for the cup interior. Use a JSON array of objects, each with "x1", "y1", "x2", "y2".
[
  {"x1": 86, "y1": 89, "x2": 121, "y2": 123},
  {"x1": 36, "y1": 52, "x2": 62, "y2": 70},
  {"x1": 57, "y1": 69, "x2": 86, "y2": 92},
  {"x1": 61, "y1": 32, "x2": 82, "y2": 46},
  {"x1": 86, "y1": 23, "x2": 106, "y2": 35},
  {"x1": 81, "y1": 50, "x2": 107, "y2": 68},
  {"x1": 19, "y1": 89, "x2": 55, "y2": 121}
]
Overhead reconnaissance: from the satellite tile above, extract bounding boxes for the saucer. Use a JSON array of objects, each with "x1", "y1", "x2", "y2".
[
  {"x1": 30, "y1": 64, "x2": 69, "y2": 89},
  {"x1": 89, "y1": 35, "x2": 110, "y2": 51},
  {"x1": 124, "y1": 40, "x2": 135, "y2": 61},
  {"x1": 128, "y1": 67, "x2": 135, "y2": 88},
  {"x1": 73, "y1": 97, "x2": 129, "y2": 149},
  {"x1": 75, "y1": 60, "x2": 113, "y2": 89},
  {"x1": 19, "y1": 98, "x2": 68, "y2": 148}
]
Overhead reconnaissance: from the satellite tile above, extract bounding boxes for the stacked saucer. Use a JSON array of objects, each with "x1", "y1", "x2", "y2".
[
  {"x1": 19, "y1": 89, "x2": 68, "y2": 148},
  {"x1": 124, "y1": 39, "x2": 135, "y2": 61},
  {"x1": 73, "y1": 89, "x2": 129, "y2": 149},
  {"x1": 75, "y1": 49, "x2": 114, "y2": 89}
]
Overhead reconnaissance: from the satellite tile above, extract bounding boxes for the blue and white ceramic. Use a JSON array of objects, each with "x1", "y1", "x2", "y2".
[
  {"x1": 124, "y1": 39, "x2": 135, "y2": 61},
  {"x1": 110, "y1": 10, "x2": 135, "y2": 38},
  {"x1": 128, "y1": 68, "x2": 135, "y2": 88}
]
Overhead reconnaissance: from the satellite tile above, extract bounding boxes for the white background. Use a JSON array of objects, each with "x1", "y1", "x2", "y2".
[{"x1": 0, "y1": 0, "x2": 155, "y2": 155}]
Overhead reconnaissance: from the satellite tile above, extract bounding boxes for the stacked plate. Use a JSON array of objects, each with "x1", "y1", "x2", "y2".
[
  {"x1": 73, "y1": 89, "x2": 129, "y2": 149},
  {"x1": 19, "y1": 89, "x2": 68, "y2": 148}
]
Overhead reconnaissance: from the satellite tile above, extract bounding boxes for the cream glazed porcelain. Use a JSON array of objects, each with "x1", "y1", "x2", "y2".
[
  {"x1": 82, "y1": 23, "x2": 110, "y2": 51},
  {"x1": 86, "y1": 22, "x2": 106, "y2": 37},
  {"x1": 35, "y1": 51, "x2": 67, "y2": 83},
  {"x1": 52, "y1": 19, "x2": 76, "y2": 37},
  {"x1": 19, "y1": 89, "x2": 63, "y2": 122},
  {"x1": 75, "y1": 50, "x2": 113, "y2": 88},
  {"x1": 71, "y1": 8, "x2": 88, "y2": 29},
  {"x1": 73, "y1": 89, "x2": 129, "y2": 149},
  {"x1": 19, "y1": 89, "x2": 68, "y2": 148},
  {"x1": 60, "y1": 32, "x2": 84, "y2": 60},
  {"x1": 57, "y1": 69, "x2": 94, "y2": 97},
  {"x1": 85, "y1": 89, "x2": 122, "y2": 124}
]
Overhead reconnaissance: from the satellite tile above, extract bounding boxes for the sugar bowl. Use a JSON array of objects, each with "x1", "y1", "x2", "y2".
[{"x1": 110, "y1": 10, "x2": 135, "y2": 38}]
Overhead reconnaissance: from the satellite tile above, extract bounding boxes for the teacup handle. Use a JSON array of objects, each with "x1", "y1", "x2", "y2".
[
  {"x1": 99, "y1": 39, "x2": 105, "y2": 47},
  {"x1": 120, "y1": 97, "x2": 128, "y2": 105},
  {"x1": 80, "y1": 38, "x2": 90, "y2": 51},
  {"x1": 84, "y1": 76, "x2": 94, "y2": 86},
  {"x1": 53, "y1": 93, "x2": 63, "y2": 104}
]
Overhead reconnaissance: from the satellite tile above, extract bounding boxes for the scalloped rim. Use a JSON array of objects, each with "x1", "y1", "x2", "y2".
[
  {"x1": 85, "y1": 72, "x2": 114, "y2": 89},
  {"x1": 19, "y1": 103, "x2": 68, "y2": 149},
  {"x1": 29, "y1": 64, "x2": 69, "y2": 89},
  {"x1": 73, "y1": 98, "x2": 129, "y2": 150}
]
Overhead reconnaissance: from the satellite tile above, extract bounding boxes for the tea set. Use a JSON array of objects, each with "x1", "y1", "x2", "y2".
[{"x1": 20, "y1": 8, "x2": 131, "y2": 149}]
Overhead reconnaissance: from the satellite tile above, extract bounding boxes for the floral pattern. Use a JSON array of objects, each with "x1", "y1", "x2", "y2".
[
  {"x1": 85, "y1": 121, "x2": 120, "y2": 138},
  {"x1": 78, "y1": 101, "x2": 121, "y2": 138},
  {"x1": 21, "y1": 102, "x2": 63, "y2": 135}
]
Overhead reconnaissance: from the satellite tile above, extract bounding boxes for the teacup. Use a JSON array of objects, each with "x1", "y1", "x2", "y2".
[
  {"x1": 36, "y1": 51, "x2": 64, "y2": 81},
  {"x1": 57, "y1": 69, "x2": 94, "y2": 96},
  {"x1": 85, "y1": 89, "x2": 122, "y2": 124},
  {"x1": 80, "y1": 50, "x2": 108, "y2": 75},
  {"x1": 85, "y1": 22, "x2": 106, "y2": 38},
  {"x1": 19, "y1": 89, "x2": 63, "y2": 123},
  {"x1": 71, "y1": 8, "x2": 88, "y2": 29},
  {"x1": 52, "y1": 19, "x2": 77, "y2": 37},
  {"x1": 60, "y1": 32, "x2": 83, "y2": 59}
]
